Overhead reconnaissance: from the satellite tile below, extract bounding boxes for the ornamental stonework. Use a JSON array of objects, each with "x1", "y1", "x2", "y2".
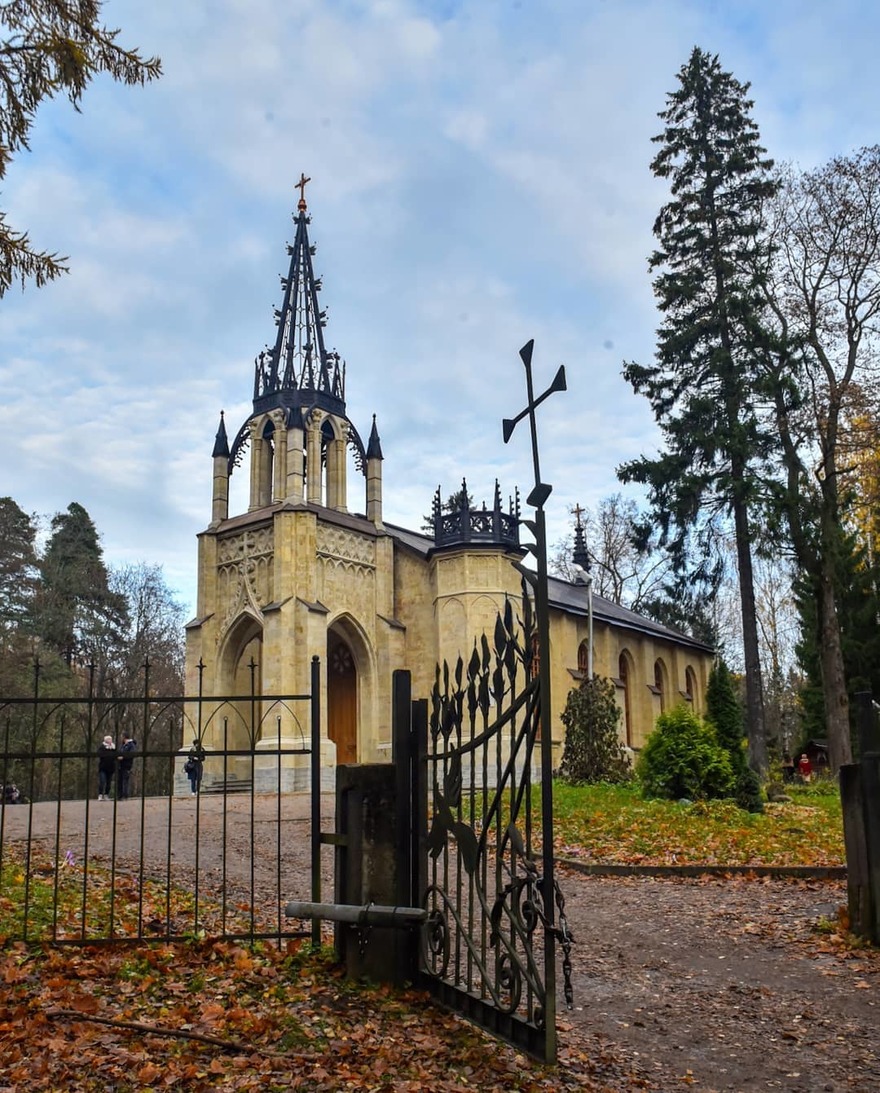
[
  {"x1": 216, "y1": 527, "x2": 275, "y2": 637},
  {"x1": 217, "y1": 527, "x2": 274, "y2": 566},
  {"x1": 316, "y1": 525, "x2": 375, "y2": 570}
]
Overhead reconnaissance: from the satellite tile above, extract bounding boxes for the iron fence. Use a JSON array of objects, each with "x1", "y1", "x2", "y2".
[{"x1": 0, "y1": 661, "x2": 325, "y2": 947}]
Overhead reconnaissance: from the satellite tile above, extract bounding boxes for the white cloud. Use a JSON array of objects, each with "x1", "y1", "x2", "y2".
[{"x1": 4, "y1": 0, "x2": 880, "y2": 615}]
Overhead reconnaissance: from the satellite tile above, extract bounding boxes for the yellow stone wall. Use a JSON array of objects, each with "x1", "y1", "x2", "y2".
[{"x1": 186, "y1": 502, "x2": 714, "y2": 786}]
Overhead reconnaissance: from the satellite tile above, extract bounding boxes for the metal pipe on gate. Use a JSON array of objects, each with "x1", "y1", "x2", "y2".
[{"x1": 285, "y1": 901, "x2": 428, "y2": 928}]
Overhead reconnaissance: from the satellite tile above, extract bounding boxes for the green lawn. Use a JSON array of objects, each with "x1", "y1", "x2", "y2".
[{"x1": 552, "y1": 780, "x2": 844, "y2": 867}]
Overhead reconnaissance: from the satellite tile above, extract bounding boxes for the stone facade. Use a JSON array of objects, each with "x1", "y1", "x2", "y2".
[{"x1": 183, "y1": 198, "x2": 714, "y2": 791}]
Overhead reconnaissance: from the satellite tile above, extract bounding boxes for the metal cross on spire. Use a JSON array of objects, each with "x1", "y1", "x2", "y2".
[{"x1": 296, "y1": 172, "x2": 311, "y2": 211}]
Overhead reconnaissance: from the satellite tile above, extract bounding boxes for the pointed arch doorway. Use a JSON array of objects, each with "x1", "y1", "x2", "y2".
[{"x1": 327, "y1": 630, "x2": 358, "y2": 764}]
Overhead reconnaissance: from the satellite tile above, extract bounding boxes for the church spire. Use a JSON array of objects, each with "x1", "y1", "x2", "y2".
[{"x1": 253, "y1": 177, "x2": 345, "y2": 416}]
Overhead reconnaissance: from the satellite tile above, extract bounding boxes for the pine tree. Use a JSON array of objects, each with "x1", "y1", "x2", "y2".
[
  {"x1": 619, "y1": 47, "x2": 777, "y2": 775},
  {"x1": 1, "y1": 1, "x2": 161, "y2": 293},
  {"x1": 38, "y1": 502, "x2": 128, "y2": 664}
]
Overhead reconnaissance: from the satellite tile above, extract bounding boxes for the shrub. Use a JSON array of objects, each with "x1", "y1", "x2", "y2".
[
  {"x1": 706, "y1": 659, "x2": 763, "y2": 812},
  {"x1": 637, "y1": 704, "x2": 735, "y2": 801},
  {"x1": 559, "y1": 674, "x2": 631, "y2": 785}
]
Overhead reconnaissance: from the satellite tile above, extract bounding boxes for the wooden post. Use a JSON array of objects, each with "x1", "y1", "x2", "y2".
[
  {"x1": 856, "y1": 691, "x2": 880, "y2": 943},
  {"x1": 841, "y1": 762, "x2": 872, "y2": 940}
]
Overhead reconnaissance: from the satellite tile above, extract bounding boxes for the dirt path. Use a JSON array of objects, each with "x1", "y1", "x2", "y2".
[
  {"x1": 559, "y1": 870, "x2": 879, "y2": 1092},
  {"x1": 3, "y1": 797, "x2": 878, "y2": 1091}
]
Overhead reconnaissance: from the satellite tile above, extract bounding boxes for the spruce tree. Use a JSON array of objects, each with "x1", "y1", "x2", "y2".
[
  {"x1": 619, "y1": 47, "x2": 777, "y2": 774},
  {"x1": 0, "y1": 497, "x2": 39, "y2": 692},
  {"x1": 0, "y1": 497, "x2": 38, "y2": 639},
  {"x1": 38, "y1": 502, "x2": 128, "y2": 663},
  {"x1": 705, "y1": 659, "x2": 763, "y2": 812}
]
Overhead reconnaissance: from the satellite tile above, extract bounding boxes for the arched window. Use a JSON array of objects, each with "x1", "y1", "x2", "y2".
[
  {"x1": 257, "y1": 419, "x2": 275, "y2": 507},
  {"x1": 577, "y1": 640, "x2": 589, "y2": 676},
  {"x1": 685, "y1": 666, "x2": 698, "y2": 709},
  {"x1": 654, "y1": 659, "x2": 668, "y2": 713},
  {"x1": 618, "y1": 651, "x2": 633, "y2": 747}
]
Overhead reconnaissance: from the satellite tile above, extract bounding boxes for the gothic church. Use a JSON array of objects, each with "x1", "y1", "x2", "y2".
[{"x1": 184, "y1": 186, "x2": 714, "y2": 789}]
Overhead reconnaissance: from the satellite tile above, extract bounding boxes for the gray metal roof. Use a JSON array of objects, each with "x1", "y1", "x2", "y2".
[{"x1": 384, "y1": 521, "x2": 713, "y2": 654}]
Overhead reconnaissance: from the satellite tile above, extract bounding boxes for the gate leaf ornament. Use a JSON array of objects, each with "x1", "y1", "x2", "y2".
[
  {"x1": 419, "y1": 341, "x2": 573, "y2": 1061},
  {"x1": 421, "y1": 581, "x2": 574, "y2": 1049}
]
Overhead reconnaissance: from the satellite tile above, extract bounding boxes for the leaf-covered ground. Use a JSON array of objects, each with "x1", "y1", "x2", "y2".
[
  {"x1": 0, "y1": 782, "x2": 864, "y2": 1092},
  {"x1": 0, "y1": 938, "x2": 632, "y2": 1092},
  {"x1": 553, "y1": 782, "x2": 844, "y2": 867}
]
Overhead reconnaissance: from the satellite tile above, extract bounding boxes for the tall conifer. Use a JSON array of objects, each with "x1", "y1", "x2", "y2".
[
  {"x1": 38, "y1": 502, "x2": 128, "y2": 662},
  {"x1": 619, "y1": 47, "x2": 777, "y2": 774}
]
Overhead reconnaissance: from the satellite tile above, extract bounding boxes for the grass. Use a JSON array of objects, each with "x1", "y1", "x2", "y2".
[{"x1": 552, "y1": 779, "x2": 844, "y2": 867}]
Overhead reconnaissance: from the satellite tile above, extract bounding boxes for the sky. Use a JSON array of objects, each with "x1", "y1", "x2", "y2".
[{"x1": 4, "y1": 0, "x2": 880, "y2": 618}]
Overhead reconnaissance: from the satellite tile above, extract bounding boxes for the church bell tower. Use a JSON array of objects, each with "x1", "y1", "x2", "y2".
[{"x1": 186, "y1": 178, "x2": 398, "y2": 793}]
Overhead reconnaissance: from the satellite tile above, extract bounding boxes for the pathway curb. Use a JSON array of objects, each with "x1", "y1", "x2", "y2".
[{"x1": 559, "y1": 859, "x2": 847, "y2": 880}]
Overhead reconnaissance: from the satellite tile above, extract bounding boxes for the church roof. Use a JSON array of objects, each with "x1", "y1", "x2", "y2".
[
  {"x1": 383, "y1": 522, "x2": 712, "y2": 653},
  {"x1": 546, "y1": 575, "x2": 714, "y2": 653}
]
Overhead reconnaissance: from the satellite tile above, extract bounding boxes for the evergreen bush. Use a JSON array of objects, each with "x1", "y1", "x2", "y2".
[
  {"x1": 559, "y1": 674, "x2": 631, "y2": 785},
  {"x1": 706, "y1": 660, "x2": 764, "y2": 812},
  {"x1": 637, "y1": 704, "x2": 735, "y2": 801}
]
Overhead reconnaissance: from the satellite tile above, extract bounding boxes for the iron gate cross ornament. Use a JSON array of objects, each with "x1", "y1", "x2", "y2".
[{"x1": 503, "y1": 338, "x2": 573, "y2": 1050}]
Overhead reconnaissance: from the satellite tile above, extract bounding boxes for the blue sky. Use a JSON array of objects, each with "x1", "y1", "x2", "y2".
[{"x1": 4, "y1": 0, "x2": 880, "y2": 617}]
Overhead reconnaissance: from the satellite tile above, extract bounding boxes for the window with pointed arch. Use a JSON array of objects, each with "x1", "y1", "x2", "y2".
[
  {"x1": 260, "y1": 418, "x2": 275, "y2": 506},
  {"x1": 685, "y1": 665, "x2": 699, "y2": 709},
  {"x1": 618, "y1": 651, "x2": 633, "y2": 748},
  {"x1": 654, "y1": 658, "x2": 669, "y2": 713},
  {"x1": 577, "y1": 640, "x2": 590, "y2": 677}
]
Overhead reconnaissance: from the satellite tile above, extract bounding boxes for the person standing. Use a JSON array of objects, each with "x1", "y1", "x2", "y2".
[
  {"x1": 185, "y1": 739, "x2": 206, "y2": 796},
  {"x1": 97, "y1": 735, "x2": 116, "y2": 800},
  {"x1": 798, "y1": 753, "x2": 813, "y2": 783},
  {"x1": 118, "y1": 733, "x2": 137, "y2": 799}
]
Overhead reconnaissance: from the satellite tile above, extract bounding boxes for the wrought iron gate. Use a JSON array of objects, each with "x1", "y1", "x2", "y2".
[
  {"x1": 403, "y1": 339, "x2": 573, "y2": 1062},
  {"x1": 409, "y1": 588, "x2": 571, "y2": 1062}
]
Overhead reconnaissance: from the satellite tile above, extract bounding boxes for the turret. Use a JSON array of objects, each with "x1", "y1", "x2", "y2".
[
  {"x1": 366, "y1": 415, "x2": 384, "y2": 526},
  {"x1": 210, "y1": 411, "x2": 230, "y2": 526},
  {"x1": 222, "y1": 176, "x2": 373, "y2": 518}
]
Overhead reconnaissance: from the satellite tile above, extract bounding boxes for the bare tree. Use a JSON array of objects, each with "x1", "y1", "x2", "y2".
[
  {"x1": 550, "y1": 494, "x2": 672, "y2": 611},
  {"x1": 763, "y1": 146, "x2": 880, "y2": 771}
]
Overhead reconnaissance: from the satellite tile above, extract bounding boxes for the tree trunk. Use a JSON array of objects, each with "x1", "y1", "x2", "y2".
[
  {"x1": 732, "y1": 484, "x2": 768, "y2": 775},
  {"x1": 816, "y1": 561, "x2": 853, "y2": 772}
]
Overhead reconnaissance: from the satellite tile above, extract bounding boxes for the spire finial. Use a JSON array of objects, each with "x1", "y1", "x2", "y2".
[
  {"x1": 296, "y1": 172, "x2": 311, "y2": 212},
  {"x1": 571, "y1": 503, "x2": 590, "y2": 573}
]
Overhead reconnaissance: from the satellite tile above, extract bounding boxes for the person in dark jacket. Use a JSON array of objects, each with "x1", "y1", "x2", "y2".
[
  {"x1": 185, "y1": 739, "x2": 206, "y2": 796},
  {"x1": 97, "y1": 735, "x2": 116, "y2": 800},
  {"x1": 118, "y1": 733, "x2": 137, "y2": 799}
]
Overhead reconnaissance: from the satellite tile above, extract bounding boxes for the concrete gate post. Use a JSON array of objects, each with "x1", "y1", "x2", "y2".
[{"x1": 334, "y1": 763, "x2": 418, "y2": 984}]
